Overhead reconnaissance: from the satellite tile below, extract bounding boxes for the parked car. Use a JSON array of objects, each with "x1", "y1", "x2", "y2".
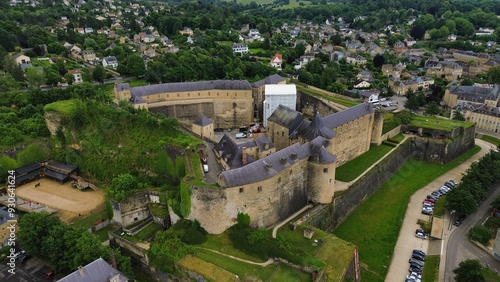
[
  {"x1": 422, "y1": 209, "x2": 432, "y2": 215},
  {"x1": 444, "y1": 182, "x2": 455, "y2": 188},
  {"x1": 409, "y1": 271, "x2": 422, "y2": 279},
  {"x1": 203, "y1": 164, "x2": 209, "y2": 173},
  {"x1": 415, "y1": 231, "x2": 428, "y2": 239},
  {"x1": 413, "y1": 249, "x2": 426, "y2": 257},
  {"x1": 409, "y1": 259, "x2": 424, "y2": 268},
  {"x1": 425, "y1": 196, "x2": 436, "y2": 203},
  {"x1": 235, "y1": 132, "x2": 247, "y2": 139},
  {"x1": 46, "y1": 271, "x2": 55, "y2": 279},
  {"x1": 427, "y1": 194, "x2": 438, "y2": 201},
  {"x1": 423, "y1": 201, "x2": 434, "y2": 207},
  {"x1": 412, "y1": 253, "x2": 425, "y2": 261},
  {"x1": 415, "y1": 228, "x2": 425, "y2": 235},
  {"x1": 454, "y1": 215, "x2": 467, "y2": 226}
]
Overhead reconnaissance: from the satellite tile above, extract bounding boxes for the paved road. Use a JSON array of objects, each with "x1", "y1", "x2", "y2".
[
  {"x1": 385, "y1": 139, "x2": 496, "y2": 282},
  {"x1": 443, "y1": 182, "x2": 500, "y2": 281}
]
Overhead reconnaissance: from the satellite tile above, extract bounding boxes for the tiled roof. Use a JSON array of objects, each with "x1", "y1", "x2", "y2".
[
  {"x1": 322, "y1": 103, "x2": 374, "y2": 129},
  {"x1": 129, "y1": 80, "x2": 251, "y2": 101},
  {"x1": 57, "y1": 258, "x2": 128, "y2": 282},
  {"x1": 219, "y1": 140, "x2": 335, "y2": 187}
]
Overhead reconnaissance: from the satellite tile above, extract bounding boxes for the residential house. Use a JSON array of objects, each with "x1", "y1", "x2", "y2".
[
  {"x1": 82, "y1": 50, "x2": 96, "y2": 62},
  {"x1": 475, "y1": 27, "x2": 495, "y2": 36},
  {"x1": 356, "y1": 70, "x2": 375, "y2": 83},
  {"x1": 393, "y1": 41, "x2": 408, "y2": 55},
  {"x1": 232, "y1": 43, "x2": 249, "y2": 54},
  {"x1": 382, "y1": 63, "x2": 405, "y2": 78},
  {"x1": 270, "y1": 53, "x2": 283, "y2": 69},
  {"x1": 13, "y1": 53, "x2": 30, "y2": 65},
  {"x1": 346, "y1": 55, "x2": 367, "y2": 66},
  {"x1": 290, "y1": 30, "x2": 300, "y2": 38},
  {"x1": 75, "y1": 27, "x2": 85, "y2": 34},
  {"x1": 388, "y1": 76, "x2": 435, "y2": 95},
  {"x1": 160, "y1": 35, "x2": 172, "y2": 46},
  {"x1": 405, "y1": 37, "x2": 416, "y2": 47},
  {"x1": 425, "y1": 61, "x2": 463, "y2": 81},
  {"x1": 321, "y1": 43, "x2": 334, "y2": 53},
  {"x1": 57, "y1": 257, "x2": 129, "y2": 282},
  {"x1": 248, "y1": 29, "x2": 262, "y2": 41},
  {"x1": 70, "y1": 45, "x2": 82, "y2": 59},
  {"x1": 143, "y1": 47, "x2": 156, "y2": 58},
  {"x1": 331, "y1": 51, "x2": 345, "y2": 62},
  {"x1": 142, "y1": 34, "x2": 155, "y2": 43},
  {"x1": 84, "y1": 27, "x2": 93, "y2": 34},
  {"x1": 353, "y1": 80, "x2": 371, "y2": 88},
  {"x1": 298, "y1": 52, "x2": 316, "y2": 69},
  {"x1": 68, "y1": 69, "x2": 83, "y2": 84},
  {"x1": 103, "y1": 56, "x2": 118, "y2": 68},
  {"x1": 179, "y1": 27, "x2": 193, "y2": 36},
  {"x1": 448, "y1": 34, "x2": 457, "y2": 41}
]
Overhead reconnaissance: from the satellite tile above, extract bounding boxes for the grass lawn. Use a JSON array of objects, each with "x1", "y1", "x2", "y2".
[
  {"x1": 68, "y1": 209, "x2": 106, "y2": 229},
  {"x1": 480, "y1": 135, "x2": 500, "y2": 146},
  {"x1": 410, "y1": 115, "x2": 474, "y2": 130},
  {"x1": 148, "y1": 203, "x2": 168, "y2": 218},
  {"x1": 422, "y1": 255, "x2": 439, "y2": 282},
  {"x1": 94, "y1": 224, "x2": 114, "y2": 242},
  {"x1": 296, "y1": 85, "x2": 361, "y2": 108},
  {"x1": 127, "y1": 79, "x2": 148, "y2": 87},
  {"x1": 178, "y1": 254, "x2": 242, "y2": 282},
  {"x1": 44, "y1": 99, "x2": 76, "y2": 116},
  {"x1": 333, "y1": 145, "x2": 481, "y2": 282},
  {"x1": 335, "y1": 144, "x2": 394, "y2": 182},
  {"x1": 388, "y1": 133, "x2": 405, "y2": 143},
  {"x1": 193, "y1": 249, "x2": 278, "y2": 281},
  {"x1": 483, "y1": 267, "x2": 500, "y2": 282},
  {"x1": 249, "y1": 48, "x2": 267, "y2": 55},
  {"x1": 134, "y1": 222, "x2": 163, "y2": 242},
  {"x1": 273, "y1": 263, "x2": 312, "y2": 281},
  {"x1": 432, "y1": 196, "x2": 446, "y2": 218},
  {"x1": 200, "y1": 232, "x2": 265, "y2": 262},
  {"x1": 274, "y1": 1, "x2": 312, "y2": 9}
]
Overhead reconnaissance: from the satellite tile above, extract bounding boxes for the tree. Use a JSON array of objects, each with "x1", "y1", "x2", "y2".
[
  {"x1": 373, "y1": 54, "x2": 385, "y2": 68},
  {"x1": 405, "y1": 91, "x2": 420, "y2": 112},
  {"x1": 25, "y1": 67, "x2": 45, "y2": 88},
  {"x1": 18, "y1": 212, "x2": 63, "y2": 255},
  {"x1": 16, "y1": 144, "x2": 49, "y2": 166},
  {"x1": 453, "y1": 259, "x2": 485, "y2": 282},
  {"x1": 92, "y1": 65, "x2": 107, "y2": 84},
  {"x1": 126, "y1": 54, "x2": 146, "y2": 78},
  {"x1": 64, "y1": 72, "x2": 75, "y2": 85},
  {"x1": 424, "y1": 101, "x2": 440, "y2": 116},
  {"x1": 445, "y1": 188, "x2": 477, "y2": 215},
  {"x1": 45, "y1": 70, "x2": 61, "y2": 86},
  {"x1": 109, "y1": 174, "x2": 138, "y2": 201},
  {"x1": 468, "y1": 225, "x2": 492, "y2": 245},
  {"x1": 487, "y1": 66, "x2": 500, "y2": 84},
  {"x1": 410, "y1": 24, "x2": 425, "y2": 40},
  {"x1": 491, "y1": 195, "x2": 500, "y2": 210},
  {"x1": 81, "y1": 68, "x2": 93, "y2": 83},
  {"x1": 453, "y1": 110, "x2": 465, "y2": 121}
]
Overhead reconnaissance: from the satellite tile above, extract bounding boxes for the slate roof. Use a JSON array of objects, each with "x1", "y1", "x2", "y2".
[
  {"x1": 322, "y1": 103, "x2": 374, "y2": 129},
  {"x1": 252, "y1": 74, "x2": 286, "y2": 87},
  {"x1": 253, "y1": 135, "x2": 275, "y2": 151},
  {"x1": 449, "y1": 85, "x2": 500, "y2": 103},
  {"x1": 46, "y1": 160, "x2": 77, "y2": 174},
  {"x1": 219, "y1": 140, "x2": 335, "y2": 187},
  {"x1": 57, "y1": 258, "x2": 128, "y2": 282},
  {"x1": 193, "y1": 115, "x2": 213, "y2": 126},
  {"x1": 214, "y1": 134, "x2": 255, "y2": 169},
  {"x1": 472, "y1": 104, "x2": 500, "y2": 117},
  {"x1": 15, "y1": 163, "x2": 42, "y2": 176},
  {"x1": 45, "y1": 169, "x2": 69, "y2": 181},
  {"x1": 267, "y1": 104, "x2": 304, "y2": 133},
  {"x1": 294, "y1": 112, "x2": 335, "y2": 140},
  {"x1": 128, "y1": 80, "x2": 251, "y2": 103}
]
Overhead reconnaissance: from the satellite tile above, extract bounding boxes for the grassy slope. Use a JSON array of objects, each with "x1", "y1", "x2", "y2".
[
  {"x1": 296, "y1": 85, "x2": 361, "y2": 108},
  {"x1": 480, "y1": 135, "x2": 500, "y2": 146},
  {"x1": 333, "y1": 146, "x2": 481, "y2": 282},
  {"x1": 335, "y1": 144, "x2": 393, "y2": 182},
  {"x1": 422, "y1": 255, "x2": 440, "y2": 282},
  {"x1": 410, "y1": 115, "x2": 474, "y2": 130}
]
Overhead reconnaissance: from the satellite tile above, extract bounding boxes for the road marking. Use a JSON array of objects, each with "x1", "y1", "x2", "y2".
[{"x1": 441, "y1": 240, "x2": 444, "y2": 255}]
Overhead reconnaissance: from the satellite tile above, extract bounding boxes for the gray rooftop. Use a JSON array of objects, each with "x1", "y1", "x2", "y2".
[
  {"x1": 267, "y1": 104, "x2": 304, "y2": 133},
  {"x1": 57, "y1": 258, "x2": 128, "y2": 282},
  {"x1": 219, "y1": 140, "x2": 335, "y2": 187},
  {"x1": 128, "y1": 80, "x2": 251, "y2": 103},
  {"x1": 450, "y1": 85, "x2": 500, "y2": 103},
  {"x1": 322, "y1": 103, "x2": 374, "y2": 129},
  {"x1": 193, "y1": 115, "x2": 213, "y2": 126},
  {"x1": 252, "y1": 74, "x2": 286, "y2": 87}
]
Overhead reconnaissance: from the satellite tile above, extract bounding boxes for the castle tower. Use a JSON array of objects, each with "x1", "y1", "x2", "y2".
[
  {"x1": 192, "y1": 115, "x2": 214, "y2": 141},
  {"x1": 114, "y1": 83, "x2": 132, "y2": 102},
  {"x1": 307, "y1": 141, "x2": 336, "y2": 204},
  {"x1": 370, "y1": 110, "x2": 385, "y2": 145}
]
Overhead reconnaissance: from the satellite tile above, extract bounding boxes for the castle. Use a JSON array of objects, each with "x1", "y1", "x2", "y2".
[{"x1": 114, "y1": 77, "x2": 384, "y2": 234}]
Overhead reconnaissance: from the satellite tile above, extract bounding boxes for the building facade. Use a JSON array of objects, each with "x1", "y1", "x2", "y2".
[{"x1": 263, "y1": 84, "x2": 297, "y2": 127}]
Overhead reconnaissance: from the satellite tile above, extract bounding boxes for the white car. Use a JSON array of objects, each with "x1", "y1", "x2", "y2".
[
  {"x1": 235, "y1": 132, "x2": 247, "y2": 139},
  {"x1": 415, "y1": 232, "x2": 428, "y2": 239},
  {"x1": 203, "y1": 164, "x2": 209, "y2": 173}
]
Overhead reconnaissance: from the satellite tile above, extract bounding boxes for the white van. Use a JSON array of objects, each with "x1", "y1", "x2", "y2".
[{"x1": 203, "y1": 164, "x2": 209, "y2": 173}]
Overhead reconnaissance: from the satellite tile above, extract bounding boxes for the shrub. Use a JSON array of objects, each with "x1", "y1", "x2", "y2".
[{"x1": 468, "y1": 225, "x2": 492, "y2": 245}]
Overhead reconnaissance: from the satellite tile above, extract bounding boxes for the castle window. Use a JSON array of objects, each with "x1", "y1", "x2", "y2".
[
  {"x1": 239, "y1": 188, "x2": 244, "y2": 193},
  {"x1": 277, "y1": 131, "x2": 279, "y2": 135},
  {"x1": 157, "y1": 94, "x2": 160, "y2": 98},
  {"x1": 329, "y1": 179, "x2": 332, "y2": 183},
  {"x1": 282, "y1": 131, "x2": 284, "y2": 137},
  {"x1": 188, "y1": 93, "x2": 190, "y2": 97},
  {"x1": 177, "y1": 93, "x2": 179, "y2": 97},
  {"x1": 198, "y1": 93, "x2": 200, "y2": 96},
  {"x1": 258, "y1": 186, "x2": 262, "y2": 192},
  {"x1": 289, "y1": 170, "x2": 292, "y2": 175},
  {"x1": 323, "y1": 168, "x2": 328, "y2": 173},
  {"x1": 278, "y1": 177, "x2": 281, "y2": 183}
]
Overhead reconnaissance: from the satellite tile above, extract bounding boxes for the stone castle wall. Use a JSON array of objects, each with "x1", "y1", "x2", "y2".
[{"x1": 190, "y1": 158, "x2": 311, "y2": 234}]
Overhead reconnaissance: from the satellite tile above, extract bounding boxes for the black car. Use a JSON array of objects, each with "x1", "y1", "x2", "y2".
[
  {"x1": 409, "y1": 258, "x2": 424, "y2": 267},
  {"x1": 454, "y1": 215, "x2": 467, "y2": 226},
  {"x1": 413, "y1": 249, "x2": 426, "y2": 257},
  {"x1": 409, "y1": 265, "x2": 423, "y2": 273},
  {"x1": 412, "y1": 253, "x2": 425, "y2": 261}
]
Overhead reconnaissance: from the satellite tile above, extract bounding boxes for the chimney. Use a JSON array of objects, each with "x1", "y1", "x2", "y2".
[
  {"x1": 280, "y1": 157, "x2": 287, "y2": 165},
  {"x1": 263, "y1": 161, "x2": 273, "y2": 171},
  {"x1": 264, "y1": 142, "x2": 269, "y2": 150},
  {"x1": 110, "y1": 253, "x2": 117, "y2": 270},
  {"x1": 78, "y1": 266, "x2": 84, "y2": 277},
  {"x1": 242, "y1": 147, "x2": 248, "y2": 165}
]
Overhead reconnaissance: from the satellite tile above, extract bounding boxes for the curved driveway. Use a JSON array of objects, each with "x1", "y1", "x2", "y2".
[{"x1": 385, "y1": 139, "x2": 496, "y2": 282}]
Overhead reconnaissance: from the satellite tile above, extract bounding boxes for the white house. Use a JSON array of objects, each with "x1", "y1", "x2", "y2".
[
  {"x1": 353, "y1": 80, "x2": 371, "y2": 88},
  {"x1": 270, "y1": 53, "x2": 283, "y2": 69},
  {"x1": 102, "y1": 56, "x2": 118, "y2": 68},
  {"x1": 68, "y1": 69, "x2": 83, "y2": 84},
  {"x1": 263, "y1": 84, "x2": 297, "y2": 127},
  {"x1": 84, "y1": 27, "x2": 93, "y2": 34},
  {"x1": 232, "y1": 43, "x2": 249, "y2": 54}
]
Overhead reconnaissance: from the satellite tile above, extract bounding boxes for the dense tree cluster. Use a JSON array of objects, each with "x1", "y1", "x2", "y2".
[
  {"x1": 445, "y1": 150, "x2": 500, "y2": 215},
  {"x1": 18, "y1": 212, "x2": 132, "y2": 275},
  {"x1": 453, "y1": 259, "x2": 485, "y2": 282}
]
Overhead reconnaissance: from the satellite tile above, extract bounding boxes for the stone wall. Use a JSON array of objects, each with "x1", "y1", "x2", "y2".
[
  {"x1": 308, "y1": 140, "x2": 414, "y2": 231},
  {"x1": 112, "y1": 191, "x2": 155, "y2": 227},
  {"x1": 379, "y1": 125, "x2": 402, "y2": 144},
  {"x1": 331, "y1": 113, "x2": 374, "y2": 166},
  {"x1": 189, "y1": 158, "x2": 310, "y2": 234},
  {"x1": 297, "y1": 91, "x2": 338, "y2": 118}
]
